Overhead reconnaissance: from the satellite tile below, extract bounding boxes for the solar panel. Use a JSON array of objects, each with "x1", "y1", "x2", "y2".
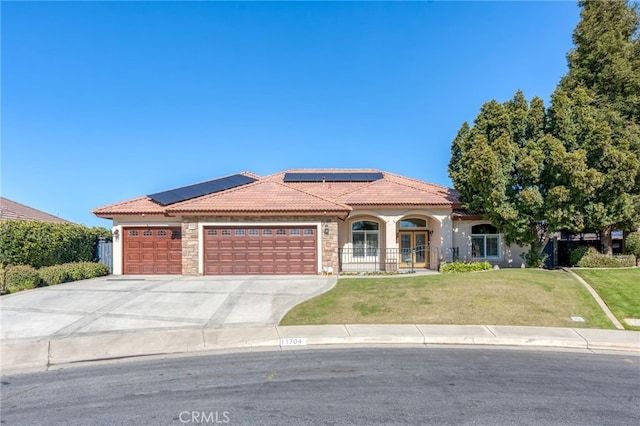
[
  {"x1": 283, "y1": 172, "x2": 383, "y2": 183},
  {"x1": 148, "y1": 174, "x2": 257, "y2": 206}
]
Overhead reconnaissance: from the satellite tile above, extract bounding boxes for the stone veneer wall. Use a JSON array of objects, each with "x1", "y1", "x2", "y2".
[
  {"x1": 321, "y1": 219, "x2": 339, "y2": 273},
  {"x1": 181, "y1": 215, "x2": 341, "y2": 276},
  {"x1": 181, "y1": 221, "x2": 199, "y2": 275}
]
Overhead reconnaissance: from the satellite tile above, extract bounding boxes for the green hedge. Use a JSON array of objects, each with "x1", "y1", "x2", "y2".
[
  {"x1": 0, "y1": 221, "x2": 110, "y2": 268},
  {"x1": 441, "y1": 261, "x2": 493, "y2": 273},
  {"x1": 1, "y1": 262, "x2": 110, "y2": 293},
  {"x1": 0, "y1": 265, "x2": 42, "y2": 293},
  {"x1": 39, "y1": 262, "x2": 110, "y2": 285},
  {"x1": 575, "y1": 247, "x2": 636, "y2": 268}
]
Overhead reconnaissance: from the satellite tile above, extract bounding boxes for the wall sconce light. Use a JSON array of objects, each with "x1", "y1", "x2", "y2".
[
  {"x1": 324, "y1": 224, "x2": 330, "y2": 235},
  {"x1": 113, "y1": 228, "x2": 120, "y2": 241}
]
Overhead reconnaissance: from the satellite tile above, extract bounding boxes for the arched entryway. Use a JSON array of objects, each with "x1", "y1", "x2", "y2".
[{"x1": 398, "y1": 217, "x2": 431, "y2": 268}]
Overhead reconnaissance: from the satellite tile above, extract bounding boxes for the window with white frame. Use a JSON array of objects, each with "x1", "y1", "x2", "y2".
[
  {"x1": 471, "y1": 224, "x2": 500, "y2": 259},
  {"x1": 352, "y1": 220, "x2": 379, "y2": 257}
]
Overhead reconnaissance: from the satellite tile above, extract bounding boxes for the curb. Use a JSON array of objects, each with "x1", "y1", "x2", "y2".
[{"x1": 2, "y1": 325, "x2": 639, "y2": 372}]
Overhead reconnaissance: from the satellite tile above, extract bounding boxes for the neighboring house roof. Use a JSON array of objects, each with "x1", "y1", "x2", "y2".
[
  {"x1": 0, "y1": 197, "x2": 72, "y2": 223},
  {"x1": 92, "y1": 169, "x2": 461, "y2": 218}
]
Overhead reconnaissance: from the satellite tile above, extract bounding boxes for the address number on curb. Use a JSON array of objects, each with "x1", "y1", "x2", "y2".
[{"x1": 281, "y1": 337, "x2": 307, "y2": 346}]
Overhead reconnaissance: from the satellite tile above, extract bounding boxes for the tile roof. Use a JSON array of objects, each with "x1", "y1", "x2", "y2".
[
  {"x1": 0, "y1": 197, "x2": 72, "y2": 223},
  {"x1": 167, "y1": 180, "x2": 352, "y2": 215},
  {"x1": 92, "y1": 169, "x2": 460, "y2": 218}
]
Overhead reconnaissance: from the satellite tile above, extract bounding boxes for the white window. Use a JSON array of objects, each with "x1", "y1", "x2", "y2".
[
  {"x1": 471, "y1": 224, "x2": 500, "y2": 259},
  {"x1": 352, "y1": 220, "x2": 379, "y2": 257},
  {"x1": 207, "y1": 229, "x2": 217, "y2": 236},
  {"x1": 263, "y1": 229, "x2": 273, "y2": 236},
  {"x1": 248, "y1": 229, "x2": 259, "y2": 236},
  {"x1": 290, "y1": 229, "x2": 300, "y2": 235},
  {"x1": 235, "y1": 229, "x2": 245, "y2": 236}
]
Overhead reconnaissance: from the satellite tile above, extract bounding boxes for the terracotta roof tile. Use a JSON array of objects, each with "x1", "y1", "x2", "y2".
[
  {"x1": 0, "y1": 197, "x2": 72, "y2": 223},
  {"x1": 92, "y1": 169, "x2": 461, "y2": 217},
  {"x1": 92, "y1": 196, "x2": 167, "y2": 217},
  {"x1": 167, "y1": 180, "x2": 351, "y2": 215}
]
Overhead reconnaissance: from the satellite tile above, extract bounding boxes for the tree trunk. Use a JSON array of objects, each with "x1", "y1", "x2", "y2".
[{"x1": 601, "y1": 226, "x2": 613, "y2": 257}]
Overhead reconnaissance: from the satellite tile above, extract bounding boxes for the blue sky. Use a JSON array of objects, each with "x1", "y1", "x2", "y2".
[{"x1": 1, "y1": 1, "x2": 581, "y2": 227}]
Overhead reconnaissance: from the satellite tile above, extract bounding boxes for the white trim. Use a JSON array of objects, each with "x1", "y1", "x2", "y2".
[
  {"x1": 471, "y1": 233, "x2": 502, "y2": 260},
  {"x1": 198, "y1": 221, "x2": 323, "y2": 275}
]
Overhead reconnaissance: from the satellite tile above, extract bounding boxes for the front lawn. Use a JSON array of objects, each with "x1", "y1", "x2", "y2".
[
  {"x1": 280, "y1": 269, "x2": 614, "y2": 329},
  {"x1": 573, "y1": 268, "x2": 640, "y2": 331}
]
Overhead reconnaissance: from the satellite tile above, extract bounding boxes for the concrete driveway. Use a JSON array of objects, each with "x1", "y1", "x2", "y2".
[{"x1": 0, "y1": 275, "x2": 336, "y2": 342}]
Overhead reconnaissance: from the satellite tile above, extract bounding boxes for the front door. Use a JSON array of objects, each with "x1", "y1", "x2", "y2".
[{"x1": 399, "y1": 231, "x2": 428, "y2": 268}]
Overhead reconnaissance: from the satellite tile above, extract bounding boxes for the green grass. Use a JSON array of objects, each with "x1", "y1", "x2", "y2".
[
  {"x1": 281, "y1": 269, "x2": 615, "y2": 329},
  {"x1": 573, "y1": 269, "x2": 640, "y2": 331}
]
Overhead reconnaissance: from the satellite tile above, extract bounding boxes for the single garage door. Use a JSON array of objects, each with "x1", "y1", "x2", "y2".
[
  {"x1": 123, "y1": 227, "x2": 182, "y2": 274},
  {"x1": 204, "y1": 226, "x2": 317, "y2": 275}
]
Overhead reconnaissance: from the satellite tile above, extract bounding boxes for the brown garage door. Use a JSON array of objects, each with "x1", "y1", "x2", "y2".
[
  {"x1": 123, "y1": 227, "x2": 182, "y2": 274},
  {"x1": 204, "y1": 226, "x2": 317, "y2": 275}
]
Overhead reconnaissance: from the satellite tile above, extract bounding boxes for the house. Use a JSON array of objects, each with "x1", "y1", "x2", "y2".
[
  {"x1": 92, "y1": 169, "x2": 527, "y2": 275},
  {"x1": 0, "y1": 197, "x2": 72, "y2": 224}
]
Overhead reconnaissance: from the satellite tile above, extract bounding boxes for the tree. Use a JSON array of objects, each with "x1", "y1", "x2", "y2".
[
  {"x1": 448, "y1": 91, "x2": 552, "y2": 255},
  {"x1": 625, "y1": 231, "x2": 640, "y2": 266},
  {"x1": 554, "y1": 0, "x2": 640, "y2": 255},
  {"x1": 561, "y1": 0, "x2": 640, "y2": 124}
]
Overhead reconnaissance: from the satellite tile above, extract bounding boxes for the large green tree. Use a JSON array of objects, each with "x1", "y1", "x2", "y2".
[
  {"x1": 554, "y1": 0, "x2": 640, "y2": 254},
  {"x1": 449, "y1": 91, "x2": 552, "y2": 255},
  {"x1": 449, "y1": 0, "x2": 640, "y2": 257}
]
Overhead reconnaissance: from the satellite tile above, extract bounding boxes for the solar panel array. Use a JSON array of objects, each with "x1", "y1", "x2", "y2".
[
  {"x1": 283, "y1": 172, "x2": 383, "y2": 183},
  {"x1": 148, "y1": 174, "x2": 257, "y2": 206}
]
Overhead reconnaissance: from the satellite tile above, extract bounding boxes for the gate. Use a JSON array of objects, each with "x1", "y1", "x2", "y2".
[{"x1": 96, "y1": 238, "x2": 113, "y2": 273}]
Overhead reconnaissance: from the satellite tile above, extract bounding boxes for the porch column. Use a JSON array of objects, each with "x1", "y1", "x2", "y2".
[
  {"x1": 439, "y1": 215, "x2": 454, "y2": 262},
  {"x1": 385, "y1": 218, "x2": 399, "y2": 272}
]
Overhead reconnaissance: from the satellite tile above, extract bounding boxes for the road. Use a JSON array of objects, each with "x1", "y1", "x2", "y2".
[{"x1": 1, "y1": 347, "x2": 639, "y2": 425}]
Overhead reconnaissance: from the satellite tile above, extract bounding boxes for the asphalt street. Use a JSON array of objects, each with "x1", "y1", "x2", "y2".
[{"x1": 1, "y1": 347, "x2": 639, "y2": 425}]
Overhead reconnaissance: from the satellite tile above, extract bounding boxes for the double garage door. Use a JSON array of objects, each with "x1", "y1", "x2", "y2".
[
  {"x1": 204, "y1": 226, "x2": 317, "y2": 275},
  {"x1": 123, "y1": 225, "x2": 318, "y2": 275}
]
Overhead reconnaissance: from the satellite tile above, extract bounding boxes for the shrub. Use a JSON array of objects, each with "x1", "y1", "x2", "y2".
[
  {"x1": 2, "y1": 265, "x2": 41, "y2": 293},
  {"x1": 0, "y1": 220, "x2": 111, "y2": 268},
  {"x1": 568, "y1": 245, "x2": 589, "y2": 267},
  {"x1": 522, "y1": 250, "x2": 548, "y2": 268},
  {"x1": 576, "y1": 247, "x2": 636, "y2": 268},
  {"x1": 38, "y1": 264, "x2": 70, "y2": 285},
  {"x1": 441, "y1": 261, "x2": 492, "y2": 273},
  {"x1": 74, "y1": 261, "x2": 110, "y2": 279},
  {"x1": 625, "y1": 232, "x2": 640, "y2": 266},
  {"x1": 39, "y1": 262, "x2": 109, "y2": 286}
]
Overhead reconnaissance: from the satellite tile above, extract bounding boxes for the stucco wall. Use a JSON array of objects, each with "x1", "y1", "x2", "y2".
[{"x1": 452, "y1": 220, "x2": 528, "y2": 268}]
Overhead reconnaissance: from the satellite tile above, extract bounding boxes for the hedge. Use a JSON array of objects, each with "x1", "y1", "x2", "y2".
[
  {"x1": 574, "y1": 247, "x2": 636, "y2": 268},
  {"x1": 0, "y1": 221, "x2": 111, "y2": 268},
  {"x1": 0, "y1": 265, "x2": 41, "y2": 293},
  {"x1": 1, "y1": 262, "x2": 110, "y2": 293},
  {"x1": 441, "y1": 261, "x2": 492, "y2": 273}
]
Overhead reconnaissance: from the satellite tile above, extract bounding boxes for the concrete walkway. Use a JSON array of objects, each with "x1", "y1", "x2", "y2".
[{"x1": 1, "y1": 275, "x2": 639, "y2": 373}]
